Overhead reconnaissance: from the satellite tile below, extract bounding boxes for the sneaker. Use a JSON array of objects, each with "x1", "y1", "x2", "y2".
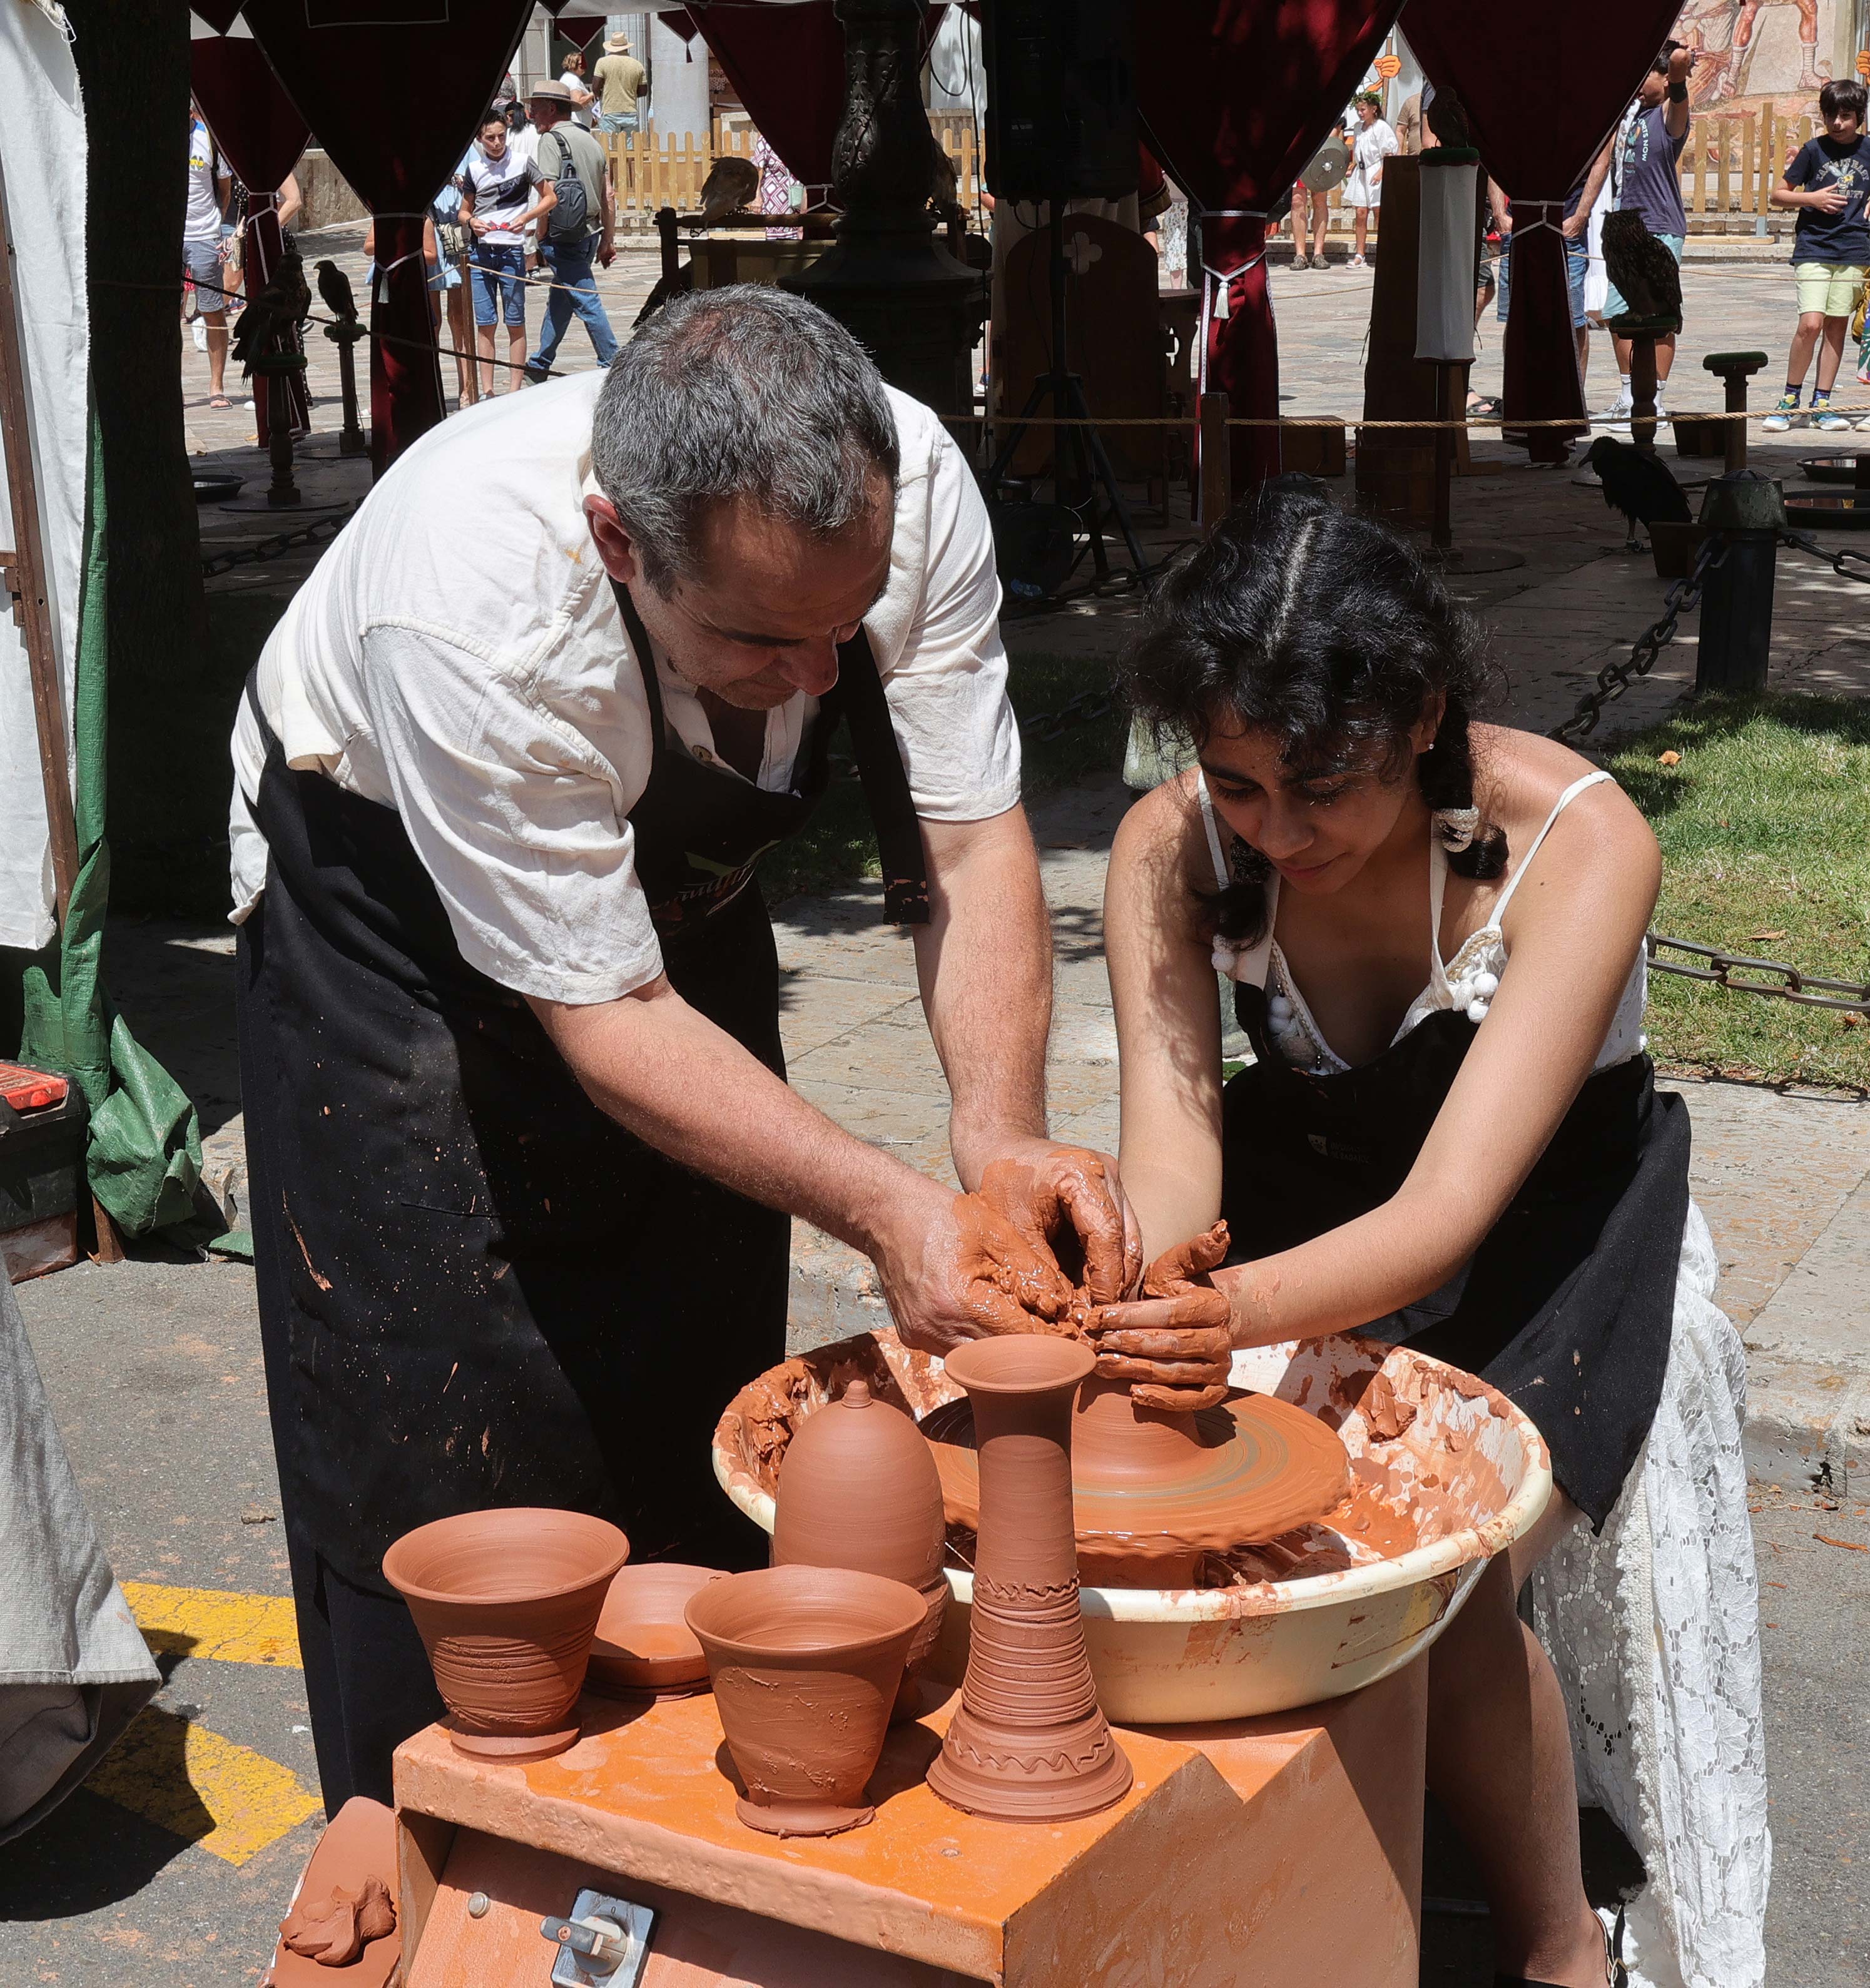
[
  {"x1": 1762, "y1": 396, "x2": 1802, "y2": 432},
  {"x1": 1348, "y1": 253, "x2": 1368, "y2": 268},
  {"x1": 1813, "y1": 405, "x2": 1851, "y2": 432},
  {"x1": 1857, "y1": 413, "x2": 1870, "y2": 430},
  {"x1": 1600, "y1": 391, "x2": 1633, "y2": 429}
]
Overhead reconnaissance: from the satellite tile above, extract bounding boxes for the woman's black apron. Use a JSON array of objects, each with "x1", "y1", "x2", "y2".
[
  {"x1": 236, "y1": 586, "x2": 927, "y2": 1592},
  {"x1": 1220, "y1": 982, "x2": 1688, "y2": 1530}
]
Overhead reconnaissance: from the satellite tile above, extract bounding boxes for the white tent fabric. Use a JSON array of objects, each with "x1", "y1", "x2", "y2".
[{"x1": 0, "y1": 0, "x2": 86, "y2": 953}]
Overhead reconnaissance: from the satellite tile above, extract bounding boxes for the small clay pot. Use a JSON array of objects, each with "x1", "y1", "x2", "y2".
[
  {"x1": 586, "y1": 1563, "x2": 724, "y2": 1700},
  {"x1": 773, "y1": 1377, "x2": 948, "y2": 1719},
  {"x1": 383, "y1": 1508, "x2": 629, "y2": 1762},
  {"x1": 686, "y1": 1565, "x2": 926, "y2": 1837}
]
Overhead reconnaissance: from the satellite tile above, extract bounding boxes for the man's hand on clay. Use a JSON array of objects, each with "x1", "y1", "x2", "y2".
[
  {"x1": 882, "y1": 1189, "x2": 1080, "y2": 1357},
  {"x1": 1087, "y1": 1220, "x2": 1234, "y2": 1412},
  {"x1": 976, "y1": 1142, "x2": 1142, "y2": 1307}
]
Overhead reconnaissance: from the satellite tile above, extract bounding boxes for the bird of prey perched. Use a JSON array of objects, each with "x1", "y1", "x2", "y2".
[
  {"x1": 696, "y1": 155, "x2": 760, "y2": 225},
  {"x1": 230, "y1": 239, "x2": 312, "y2": 374},
  {"x1": 313, "y1": 257, "x2": 357, "y2": 325},
  {"x1": 1583, "y1": 434, "x2": 1692, "y2": 551},
  {"x1": 1602, "y1": 210, "x2": 1683, "y2": 325}
]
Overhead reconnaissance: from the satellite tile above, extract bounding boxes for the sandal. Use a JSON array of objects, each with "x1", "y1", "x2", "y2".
[
  {"x1": 1493, "y1": 1905, "x2": 1628, "y2": 1988},
  {"x1": 208, "y1": 394, "x2": 233, "y2": 410}
]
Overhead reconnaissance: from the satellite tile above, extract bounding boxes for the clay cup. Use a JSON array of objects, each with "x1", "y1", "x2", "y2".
[
  {"x1": 686, "y1": 1565, "x2": 926, "y2": 1837},
  {"x1": 383, "y1": 1508, "x2": 629, "y2": 1762}
]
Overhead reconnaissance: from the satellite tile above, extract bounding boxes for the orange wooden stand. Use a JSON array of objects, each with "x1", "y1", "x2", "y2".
[{"x1": 394, "y1": 1660, "x2": 1425, "y2": 1987}]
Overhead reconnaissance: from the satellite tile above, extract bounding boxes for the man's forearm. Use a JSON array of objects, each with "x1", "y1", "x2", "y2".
[
  {"x1": 913, "y1": 808, "x2": 1052, "y2": 1189},
  {"x1": 530, "y1": 980, "x2": 945, "y2": 1258}
]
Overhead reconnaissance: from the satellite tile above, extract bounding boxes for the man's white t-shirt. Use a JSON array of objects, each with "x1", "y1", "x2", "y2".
[
  {"x1": 457, "y1": 141, "x2": 545, "y2": 247},
  {"x1": 228, "y1": 373, "x2": 1020, "y2": 1007},
  {"x1": 185, "y1": 121, "x2": 223, "y2": 245}
]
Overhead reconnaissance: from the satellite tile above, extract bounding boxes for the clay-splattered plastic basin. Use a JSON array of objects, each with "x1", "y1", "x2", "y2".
[
  {"x1": 713, "y1": 1332, "x2": 1551, "y2": 1726},
  {"x1": 383, "y1": 1508, "x2": 629, "y2": 1761}
]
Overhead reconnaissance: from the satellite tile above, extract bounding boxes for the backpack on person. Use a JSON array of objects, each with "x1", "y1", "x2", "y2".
[{"x1": 542, "y1": 130, "x2": 590, "y2": 241}]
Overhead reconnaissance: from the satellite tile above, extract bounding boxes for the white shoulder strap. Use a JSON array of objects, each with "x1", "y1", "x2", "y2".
[
  {"x1": 1197, "y1": 773, "x2": 1278, "y2": 987},
  {"x1": 1492, "y1": 769, "x2": 1614, "y2": 922},
  {"x1": 1194, "y1": 772, "x2": 1229, "y2": 889}
]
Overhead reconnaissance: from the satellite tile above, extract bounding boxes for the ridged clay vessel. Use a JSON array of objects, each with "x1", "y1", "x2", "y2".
[
  {"x1": 926, "y1": 1336, "x2": 1133, "y2": 1823},
  {"x1": 686, "y1": 1564, "x2": 925, "y2": 1837},
  {"x1": 382, "y1": 1507, "x2": 629, "y2": 1762},
  {"x1": 772, "y1": 1376, "x2": 948, "y2": 1718}
]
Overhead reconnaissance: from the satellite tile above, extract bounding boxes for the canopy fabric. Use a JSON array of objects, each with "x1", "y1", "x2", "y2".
[
  {"x1": 658, "y1": 9, "x2": 702, "y2": 42},
  {"x1": 554, "y1": 14, "x2": 607, "y2": 48},
  {"x1": 190, "y1": 25, "x2": 312, "y2": 445},
  {"x1": 1405, "y1": 0, "x2": 1683, "y2": 457},
  {"x1": 243, "y1": 0, "x2": 533, "y2": 469},
  {"x1": 190, "y1": 0, "x2": 244, "y2": 31},
  {"x1": 1137, "y1": 0, "x2": 1403, "y2": 492},
  {"x1": 693, "y1": 1, "x2": 945, "y2": 196}
]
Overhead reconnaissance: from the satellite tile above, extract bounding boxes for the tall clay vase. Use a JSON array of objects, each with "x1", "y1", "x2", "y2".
[
  {"x1": 772, "y1": 1378, "x2": 948, "y2": 1721},
  {"x1": 927, "y1": 1336, "x2": 1134, "y2": 1822}
]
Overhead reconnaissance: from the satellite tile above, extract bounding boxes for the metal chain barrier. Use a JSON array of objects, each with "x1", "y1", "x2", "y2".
[
  {"x1": 1779, "y1": 525, "x2": 1870, "y2": 585},
  {"x1": 1646, "y1": 935, "x2": 1870, "y2": 1016},
  {"x1": 200, "y1": 504, "x2": 354, "y2": 578},
  {"x1": 1546, "y1": 534, "x2": 1725, "y2": 747}
]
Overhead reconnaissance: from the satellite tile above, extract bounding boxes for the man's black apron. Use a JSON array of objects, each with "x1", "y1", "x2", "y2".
[
  {"x1": 1220, "y1": 983, "x2": 1688, "y2": 1530},
  {"x1": 236, "y1": 586, "x2": 926, "y2": 1593}
]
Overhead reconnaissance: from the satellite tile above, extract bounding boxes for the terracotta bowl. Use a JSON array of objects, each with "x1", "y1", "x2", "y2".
[
  {"x1": 382, "y1": 1508, "x2": 629, "y2": 1762},
  {"x1": 586, "y1": 1563, "x2": 725, "y2": 1700},
  {"x1": 686, "y1": 1565, "x2": 926, "y2": 1837}
]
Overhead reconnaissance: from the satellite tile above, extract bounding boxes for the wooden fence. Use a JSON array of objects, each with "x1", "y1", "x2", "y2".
[{"x1": 602, "y1": 109, "x2": 1794, "y2": 240}]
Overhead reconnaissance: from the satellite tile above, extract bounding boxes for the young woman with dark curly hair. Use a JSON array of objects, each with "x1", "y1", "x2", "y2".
[{"x1": 1094, "y1": 484, "x2": 1767, "y2": 1988}]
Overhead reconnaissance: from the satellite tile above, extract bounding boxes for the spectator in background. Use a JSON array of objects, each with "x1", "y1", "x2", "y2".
[
  {"x1": 458, "y1": 110, "x2": 556, "y2": 396},
  {"x1": 594, "y1": 31, "x2": 646, "y2": 136},
  {"x1": 185, "y1": 103, "x2": 235, "y2": 410},
  {"x1": 1766, "y1": 77, "x2": 1870, "y2": 432},
  {"x1": 1343, "y1": 93, "x2": 1398, "y2": 270},
  {"x1": 524, "y1": 81, "x2": 619, "y2": 380},
  {"x1": 1574, "y1": 43, "x2": 1693, "y2": 424},
  {"x1": 559, "y1": 49, "x2": 596, "y2": 129},
  {"x1": 1288, "y1": 165, "x2": 1332, "y2": 270}
]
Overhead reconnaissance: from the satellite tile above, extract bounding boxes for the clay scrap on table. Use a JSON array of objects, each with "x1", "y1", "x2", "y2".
[
  {"x1": 267, "y1": 1795, "x2": 402, "y2": 1988},
  {"x1": 282, "y1": 1875, "x2": 395, "y2": 1966}
]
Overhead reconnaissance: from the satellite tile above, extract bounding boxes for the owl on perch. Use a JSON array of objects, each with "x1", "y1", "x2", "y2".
[{"x1": 1602, "y1": 211, "x2": 1683, "y2": 325}]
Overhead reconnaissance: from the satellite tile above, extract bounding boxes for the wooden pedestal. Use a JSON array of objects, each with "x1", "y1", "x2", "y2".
[{"x1": 394, "y1": 1661, "x2": 1426, "y2": 1987}]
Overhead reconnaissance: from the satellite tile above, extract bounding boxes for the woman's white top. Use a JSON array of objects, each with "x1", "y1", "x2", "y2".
[{"x1": 1199, "y1": 768, "x2": 1647, "y2": 1075}]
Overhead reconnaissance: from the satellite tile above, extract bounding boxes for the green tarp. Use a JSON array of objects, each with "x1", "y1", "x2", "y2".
[{"x1": 14, "y1": 408, "x2": 206, "y2": 1239}]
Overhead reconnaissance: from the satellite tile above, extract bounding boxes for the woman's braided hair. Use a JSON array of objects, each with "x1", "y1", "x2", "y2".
[{"x1": 1117, "y1": 479, "x2": 1506, "y2": 946}]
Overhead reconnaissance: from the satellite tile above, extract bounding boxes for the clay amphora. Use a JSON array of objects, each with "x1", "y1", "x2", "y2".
[
  {"x1": 772, "y1": 1377, "x2": 948, "y2": 1718},
  {"x1": 927, "y1": 1336, "x2": 1134, "y2": 1822},
  {"x1": 586, "y1": 1563, "x2": 724, "y2": 1700},
  {"x1": 382, "y1": 1508, "x2": 629, "y2": 1762},
  {"x1": 685, "y1": 1564, "x2": 926, "y2": 1837}
]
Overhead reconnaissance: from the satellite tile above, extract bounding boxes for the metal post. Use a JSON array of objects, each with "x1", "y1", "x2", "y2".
[
  {"x1": 265, "y1": 363, "x2": 301, "y2": 507},
  {"x1": 1199, "y1": 392, "x2": 1231, "y2": 528},
  {"x1": 1629, "y1": 335, "x2": 1659, "y2": 456},
  {"x1": 1696, "y1": 470, "x2": 1785, "y2": 695}
]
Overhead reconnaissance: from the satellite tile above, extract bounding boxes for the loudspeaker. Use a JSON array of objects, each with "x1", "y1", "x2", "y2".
[{"x1": 982, "y1": 0, "x2": 1137, "y2": 203}]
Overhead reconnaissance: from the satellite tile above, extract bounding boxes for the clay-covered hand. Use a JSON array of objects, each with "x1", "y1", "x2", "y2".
[
  {"x1": 976, "y1": 1142, "x2": 1142, "y2": 1306},
  {"x1": 1087, "y1": 1220, "x2": 1234, "y2": 1412},
  {"x1": 883, "y1": 1189, "x2": 1082, "y2": 1356}
]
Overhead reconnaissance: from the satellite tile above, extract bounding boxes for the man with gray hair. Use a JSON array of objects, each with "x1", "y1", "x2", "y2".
[{"x1": 226, "y1": 286, "x2": 1133, "y2": 1808}]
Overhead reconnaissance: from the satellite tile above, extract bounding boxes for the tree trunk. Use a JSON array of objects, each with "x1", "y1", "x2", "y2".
[{"x1": 65, "y1": 1, "x2": 213, "y2": 911}]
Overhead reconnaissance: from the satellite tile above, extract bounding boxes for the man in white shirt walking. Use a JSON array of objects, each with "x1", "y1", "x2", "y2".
[
  {"x1": 228, "y1": 286, "x2": 1131, "y2": 1812},
  {"x1": 185, "y1": 104, "x2": 234, "y2": 409},
  {"x1": 457, "y1": 111, "x2": 555, "y2": 395}
]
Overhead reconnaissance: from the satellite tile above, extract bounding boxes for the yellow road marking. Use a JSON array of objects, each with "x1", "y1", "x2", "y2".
[
  {"x1": 86, "y1": 1705, "x2": 321, "y2": 1865},
  {"x1": 122, "y1": 1582, "x2": 302, "y2": 1668}
]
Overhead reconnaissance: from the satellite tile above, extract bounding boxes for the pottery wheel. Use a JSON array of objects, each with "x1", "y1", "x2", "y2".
[{"x1": 921, "y1": 1380, "x2": 1351, "y2": 1581}]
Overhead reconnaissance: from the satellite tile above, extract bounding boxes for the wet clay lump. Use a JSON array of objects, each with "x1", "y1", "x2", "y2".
[
  {"x1": 927, "y1": 1335, "x2": 1134, "y2": 1823},
  {"x1": 270, "y1": 1797, "x2": 400, "y2": 1988}
]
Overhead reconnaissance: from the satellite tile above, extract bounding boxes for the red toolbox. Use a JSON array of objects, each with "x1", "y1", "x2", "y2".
[{"x1": 0, "y1": 1061, "x2": 88, "y2": 1282}]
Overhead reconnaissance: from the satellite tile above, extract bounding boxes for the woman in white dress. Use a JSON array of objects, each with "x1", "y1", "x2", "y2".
[
  {"x1": 1094, "y1": 485, "x2": 1769, "y2": 1988},
  {"x1": 1344, "y1": 92, "x2": 1398, "y2": 267}
]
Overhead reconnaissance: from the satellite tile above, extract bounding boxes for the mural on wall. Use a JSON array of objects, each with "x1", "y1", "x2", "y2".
[{"x1": 1676, "y1": 0, "x2": 1844, "y2": 112}]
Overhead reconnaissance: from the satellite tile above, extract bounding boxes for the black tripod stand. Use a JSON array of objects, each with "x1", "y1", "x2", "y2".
[{"x1": 987, "y1": 203, "x2": 1147, "y2": 590}]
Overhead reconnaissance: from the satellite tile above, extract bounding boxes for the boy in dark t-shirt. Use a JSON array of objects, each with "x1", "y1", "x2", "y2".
[{"x1": 1764, "y1": 77, "x2": 1870, "y2": 433}]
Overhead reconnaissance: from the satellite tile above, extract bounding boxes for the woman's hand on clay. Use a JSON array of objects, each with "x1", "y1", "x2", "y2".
[
  {"x1": 975, "y1": 1142, "x2": 1142, "y2": 1306},
  {"x1": 880, "y1": 1187, "x2": 1082, "y2": 1357},
  {"x1": 1087, "y1": 1220, "x2": 1234, "y2": 1412}
]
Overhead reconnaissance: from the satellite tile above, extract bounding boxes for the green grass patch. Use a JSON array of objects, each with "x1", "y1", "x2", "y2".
[
  {"x1": 1606, "y1": 694, "x2": 1870, "y2": 1091},
  {"x1": 761, "y1": 649, "x2": 1124, "y2": 903}
]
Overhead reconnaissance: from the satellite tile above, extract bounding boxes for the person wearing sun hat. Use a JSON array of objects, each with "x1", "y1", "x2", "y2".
[{"x1": 594, "y1": 30, "x2": 646, "y2": 136}]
